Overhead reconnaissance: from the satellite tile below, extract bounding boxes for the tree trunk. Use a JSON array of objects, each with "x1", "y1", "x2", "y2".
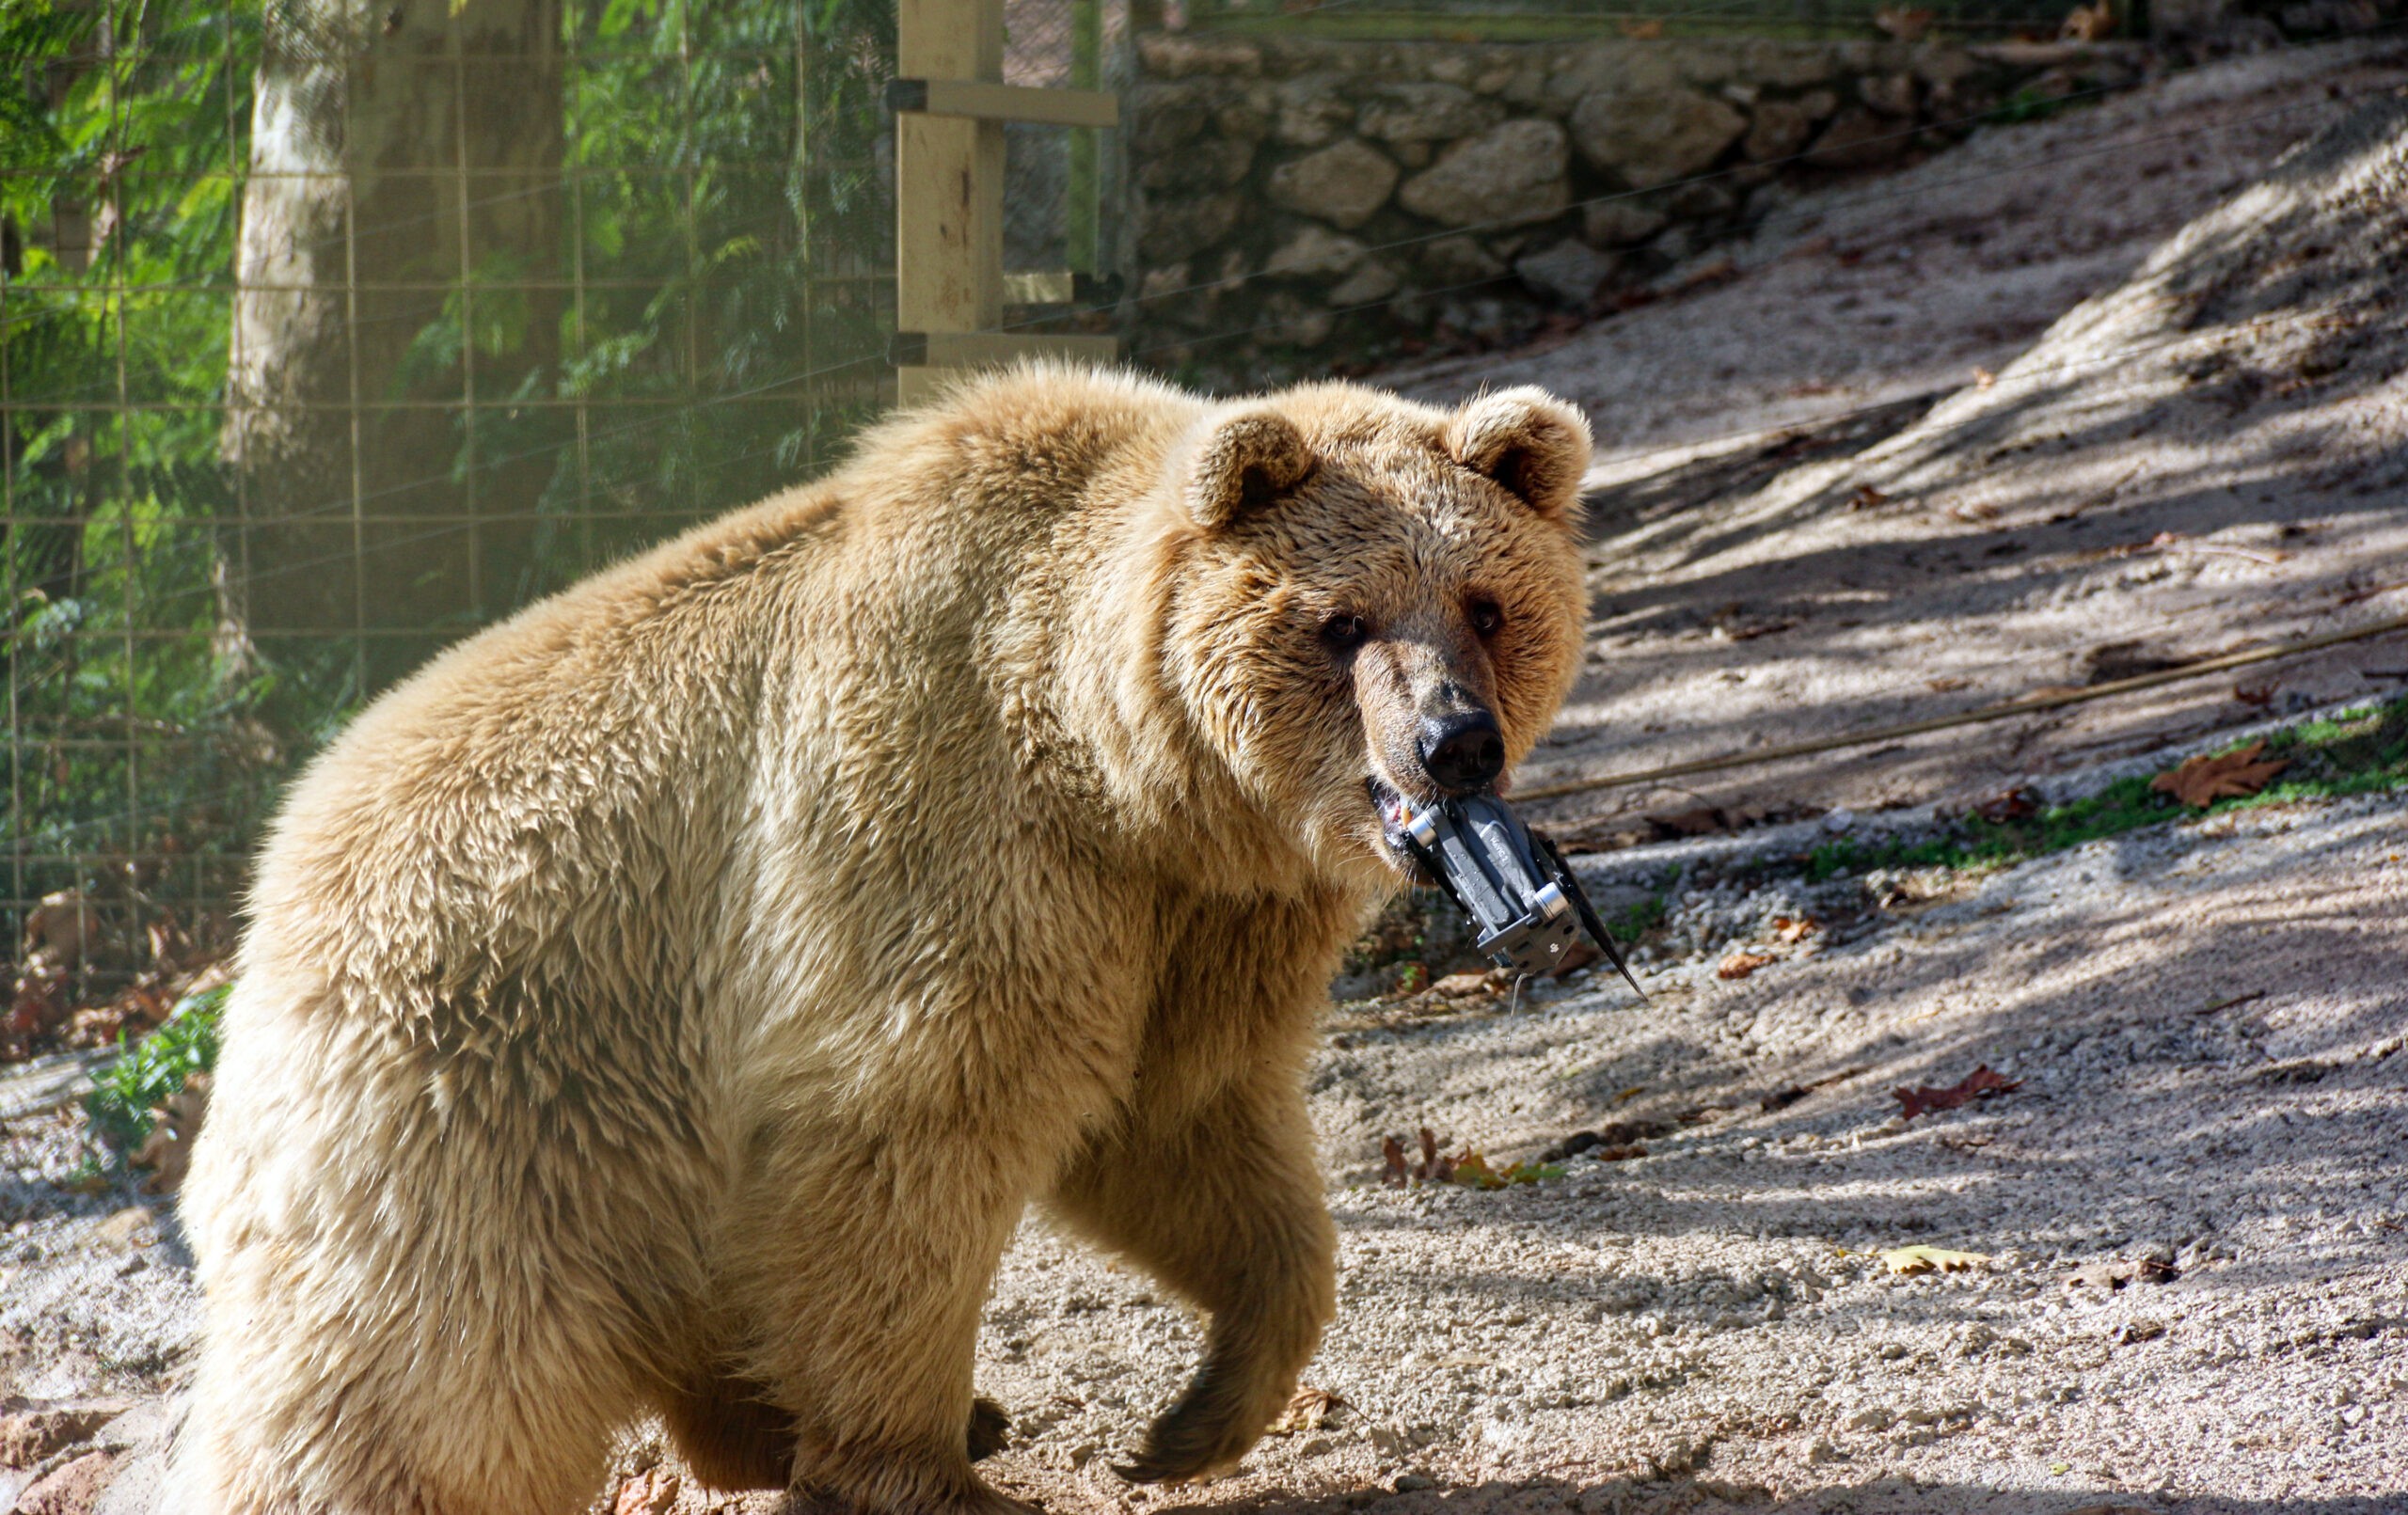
[{"x1": 224, "y1": 0, "x2": 562, "y2": 695}]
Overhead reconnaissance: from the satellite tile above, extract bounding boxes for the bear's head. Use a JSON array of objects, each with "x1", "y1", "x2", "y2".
[{"x1": 1158, "y1": 382, "x2": 1591, "y2": 894}]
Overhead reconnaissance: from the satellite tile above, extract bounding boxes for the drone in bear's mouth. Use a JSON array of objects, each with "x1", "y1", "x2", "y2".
[{"x1": 1368, "y1": 779, "x2": 1644, "y2": 997}]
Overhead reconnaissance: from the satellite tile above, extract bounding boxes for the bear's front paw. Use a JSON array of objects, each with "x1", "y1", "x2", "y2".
[{"x1": 1113, "y1": 1368, "x2": 1271, "y2": 1485}]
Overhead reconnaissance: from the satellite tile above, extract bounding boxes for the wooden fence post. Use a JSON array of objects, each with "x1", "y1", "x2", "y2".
[{"x1": 892, "y1": 0, "x2": 1119, "y2": 406}]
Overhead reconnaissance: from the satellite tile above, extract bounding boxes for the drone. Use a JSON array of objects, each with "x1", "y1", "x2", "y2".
[{"x1": 1396, "y1": 793, "x2": 1645, "y2": 998}]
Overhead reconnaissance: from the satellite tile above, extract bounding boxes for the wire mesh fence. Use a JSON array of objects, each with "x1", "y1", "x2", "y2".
[
  {"x1": 1178, "y1": 0, "x2": 2112, "y2": 38},
  {"x1": 4, "y1": 0, "x2": 1130, "y2": 1031},
  {"x1": 1, "y1": 0, "x2": 902, "y2": 1023},
  {"x1": 1006, "y1": 0, "x2": 1127, "y2": 275}
]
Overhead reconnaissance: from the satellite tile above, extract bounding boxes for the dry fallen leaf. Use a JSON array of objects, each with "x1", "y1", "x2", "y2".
[
  {"x1": 1381, "y1": 1134, "x2": 1410, "y2": 1189},
  {"x1": 1972, "y1": 788, "x2": 2039, "y2": 824},
  {"x1": 1617, "y1": 17, "x2": 1666, "y2": 38},
  {"x1": 2066, "y1": 1257, "x2": 2180, "y2": 1290},
  {"x1": 1880, "y1": 1244, "x2": 1990, "y2": 1276},
  {"x1": 1447, "y1": 1150, "x2": 1560, "y2": 1190},
  {"x1": 1718, "y1": 952, "x2": 1776, "y2": 981},
  {"x1": 1769, "y1": 915, "x2": 1816, "y2": 944},
  {"x1": 1875, "y1": 5, "x2": 1937, "y2": 39},
  {"x1": 131, "y1": 1072, "x2": 212, "y2": 1195},
  {"x1": 2149, "y1": 741, "x2": 2289, "y2": 809},
  {"x1": 1894, "y1": 1065, "x2": 2020, "y2": 1121},
  {"x1": 1972, "y1": 365, "x2": 1997, "y2": 388},
  {"x1": 1848, "y1": 484, "x2": 1889, "y2": 512},
  {"x1": 2233, "y1": 682, "x2": 2277, "y2": 707},
  {"x1": 1647, "y1": 805, "x2": 1728, "y2": 839},
  {"x1": 2061, "y1": 0, "x2": 2115, "y2": 39},
  {"x1": 1270, "y1": 1385, "x2": 1345, "y2": 1434}
]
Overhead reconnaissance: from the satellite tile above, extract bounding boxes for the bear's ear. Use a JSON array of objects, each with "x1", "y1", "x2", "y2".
[
  {"x1": 1446, "y1": 387, "x2": 1592, "y2": 522},
  {"x1": 1179, "y1": 408, "x2": 1314, "y2": 530}
]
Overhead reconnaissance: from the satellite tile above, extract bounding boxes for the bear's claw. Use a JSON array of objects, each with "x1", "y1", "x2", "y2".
[
  {"x1": 968, "y1": 1395, "x2": 1011, "y2": 1461},
  {"x1": 1112, "y1": 1366, "x2": 1263, "y2": 1485}
]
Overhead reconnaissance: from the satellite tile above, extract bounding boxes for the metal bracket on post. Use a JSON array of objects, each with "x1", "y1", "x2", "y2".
[{"x1": 892, "y1": 0, "x2": 1120, "y2": 407}]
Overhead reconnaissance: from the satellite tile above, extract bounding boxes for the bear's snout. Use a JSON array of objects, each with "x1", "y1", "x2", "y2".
[{"x1": 1418, "y1": 707, "x2": 1505, "y2": 795}]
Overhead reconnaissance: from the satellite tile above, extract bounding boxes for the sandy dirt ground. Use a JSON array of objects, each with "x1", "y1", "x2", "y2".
[
  {"x1": 2, "y1": 38, "x2": 2405, "y2": 1515},
  {"x1": 1395, "y1": 37, "x2": 2408, "y2": 849}
]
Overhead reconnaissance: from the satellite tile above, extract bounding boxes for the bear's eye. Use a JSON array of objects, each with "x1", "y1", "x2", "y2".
[
  {"x1": 1321, "y1": 613, "x2": 1370, "y2": 655},
  {"x1": 1468, "y1": 598, "x2": 1505, "y2": 638}
]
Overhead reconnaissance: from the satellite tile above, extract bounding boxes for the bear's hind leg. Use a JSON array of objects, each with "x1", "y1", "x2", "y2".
[
  {"x1": 665, "y1": 1372, "x2": 1009, "y2": 1487},
  {"x1": 719, "y1": 1128, "x2": 1038, "y2": 1515},
  {"x1": 1051, "y1": 1069, "x2": 1337, "y2": 1484},
  {"x1": 664, "y1": 1368, "x2": 797, "y2": 1491}
]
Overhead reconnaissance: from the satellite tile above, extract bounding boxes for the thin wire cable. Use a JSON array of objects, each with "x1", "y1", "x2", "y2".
[{"x1": 1515, "y1": 614, "x2": 2408, "y2": 802}]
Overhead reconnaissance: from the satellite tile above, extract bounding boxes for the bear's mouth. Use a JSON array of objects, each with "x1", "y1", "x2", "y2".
[{"x1": 1365, "y1": 777, "x2": 1426, "y2": 876}]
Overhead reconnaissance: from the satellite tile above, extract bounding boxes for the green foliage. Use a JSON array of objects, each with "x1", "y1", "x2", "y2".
[
  {"x1": 1607, "y1": 889, "x2": 1669, "y2": 945},
  {"x1": 5, "y1": 0, "x2": 897, "y2": 947},
  {"x1": 3, "y1": 0, "x2": 276, "y2": 930},
  {"x1": 1992, "y1": 85, "x2": 2069, "y2": 124},
  {"x1": 84, "y1": 980, "x2": 229, "y2": 1154},
  {"x1": 1800, "y1": 698, "x2": 2408, "y2": 885}
]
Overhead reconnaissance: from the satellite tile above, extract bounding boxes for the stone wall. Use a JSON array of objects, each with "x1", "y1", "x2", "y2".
[{"x1": 1123, "y1": 30, "x2": 2146, "y2": 377}]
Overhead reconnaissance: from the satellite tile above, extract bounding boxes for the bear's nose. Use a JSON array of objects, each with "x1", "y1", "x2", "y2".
[{"x1": 1418, "y1": 710, "x2": 1505, "y2": 796}]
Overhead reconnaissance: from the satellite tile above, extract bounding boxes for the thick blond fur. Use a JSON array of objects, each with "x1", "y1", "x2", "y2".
[{"x1": 175, "y1": 365, "x2": 1591, "y2": 1514}]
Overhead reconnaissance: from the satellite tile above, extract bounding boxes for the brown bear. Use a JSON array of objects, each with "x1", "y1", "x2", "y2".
[{"x1": 175, "y1": 365, "x2": 1591, "y2": 1514}]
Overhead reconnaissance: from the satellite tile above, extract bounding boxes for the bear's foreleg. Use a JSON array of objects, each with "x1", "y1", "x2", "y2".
[{"x1": 1053, "y1": 1068, "x2": 1337, "y2": 1483}]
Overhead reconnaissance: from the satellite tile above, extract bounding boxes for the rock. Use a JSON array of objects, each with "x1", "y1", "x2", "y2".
[
  {"x1": 14, "y1": 1452, "x2": 115, "y2": 1515},
  {"x1": 1355, "y1": 82, "x2": 1502, "y2": 145},
  {"x1": 1859, "y1": 72, "x2": 1919, "y2": 117},
  {"x1": 1274, "y1": 73, "x2": 1354, "y2": 148},
  {"x1": 1807, "y1": 105, "x2": 1910, "y2": 168},
  {"x1": 1742, "y1": 39, "x2": 1838, "y2": 87},
  {"x1": 1127, "y1": 82, "x2": 1215, "y2": 158},
  {"x1": 1418, "y1": 234, "x2": 1508, "y2": 284},
  {"x1": 1327, "y1": 259, "x2": 1402, "y2": 307},
  {"x1": 88, "y1": 1208, "x2": 155, "y2": 1252},
  {"x1": 613, "y1": 1467, "x2": 680, "y2": 1515},
  {"x1": 1260, "y1": 292, "x2": 1334, "y2": 349},
  {"x1": 1581, "y1": 199, "x2": 1667, "y2": 246},
  {"x1": 1137, "y1": 33, "x2": 1262, "y2": 79},
  {"x1": 1514, "y1": 240, "x2": 1618, "y2": 308},
  {"x1": 1136, "y1": 137, "x2": 1255, "y2": 195},
  {"x1": 0, "y1": 1403, "x2": 129, "y2": 1469},
  {"x1": 1545, "y1": 43, "x2": 1682, "y2": 112},
  {"x1": 1911, "y1": 42, "x2": 1978, "y2": 88},
  {"x1": 1397, "y1": 119, "x2": 1570, "y2": 229},
  {"x1": 1391, "y1": 141, "x2": 1431, "y2": 169},
  {"x1": 1266, "y1": 138, "x2": 1400, "y2": 230},
  {"x1": 1664, "y1": 178, "x2": 1736, "y2": 218},
  {"x1": 1570, "y1": 87, "x2": 1747, "y2": 188},
  {"x1": 1265, "y1": 225, "x2": 1368, "y2": 280},
  {"x1": 1137, "y1": 193, "x2": 1243, "y2": 262},
  {"x1": 1214, "y1": 95, "x2": 1271, "y2": 143},
  {"x1": 1136, "y1": 260, "x2": 1190, "y2": 302},
  {"x1": 84, "y1": 1401, "x2": 180, "y2": 1515},
  {"x1": 1745, "y1": 100, "x2": 1816, "y2": 162}
]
